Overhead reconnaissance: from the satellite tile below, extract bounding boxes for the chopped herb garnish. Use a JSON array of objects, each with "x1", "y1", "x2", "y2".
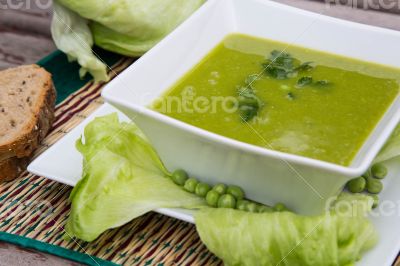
[
  {"x1": 269, "y1": 50, "x2": 294, "y2": 69},
  {"x1": 238, "y1": 86, "x2": 256, "y2": 99},
  {"x1": 235, "y1": 51, "x2": 332, "y2": 119},
  {"x1": 245, "y1": 74, "x2": 259, "y2": 85},
  {"x1": 296, "y1": 77, "x2": 331, "y2": 88},
  {"x1": 314, "y1": 80, "x2": 330, "y2": 87},
  {"x1": 239, "y1": 105, "x2": 258, "y2": 122},
  {"x1": 263, "y1": 67, "x2": 292, "y2": 80},
  {"x1": 286, "y1": 92, "x2": 295, "y2": 101},
  {"x1": 296, "y1": 76, "x2": 313, "y2": 88},
  {"x1": 263, "y1": 50, "x2": 314, "y2": 80},
  {"x1": 237, "y1": 79, "x2": 263, "y2": 122},
  {"x1": 294, "y1": 62, "x2": 315, "y2": 72}
]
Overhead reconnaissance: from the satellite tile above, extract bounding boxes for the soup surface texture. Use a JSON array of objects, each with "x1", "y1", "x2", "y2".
[{"x1": 153, "y1": 34, "x2": 400, "y2": 166}]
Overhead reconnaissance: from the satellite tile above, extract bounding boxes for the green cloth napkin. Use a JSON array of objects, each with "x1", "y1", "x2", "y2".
[{"x1": 37, "y1": 48, "x2": 122, "y2": 104}]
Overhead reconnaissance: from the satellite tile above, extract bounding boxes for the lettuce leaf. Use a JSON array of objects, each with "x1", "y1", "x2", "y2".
[
  {"x1": 51, "y1": 0, "x2": 205, "y2": 78},
  {"x1": 90, "y1": 22, "x2": 161, "y2": 57},
  {"x1": 51, "y1": 1, "x2": 108, "y2": 82},
  {"x1": 195, "y1": 193, "x2": 377, "y2": 266},
  {"x1": 66, "y1": 114, "x2": 205, "y2": 241}
]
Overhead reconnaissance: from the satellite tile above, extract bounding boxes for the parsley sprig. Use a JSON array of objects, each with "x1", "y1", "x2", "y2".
[
  {"x1": 296, "y1": 76, "x2": 331, "y2": 88},
  {"x1": 234, "y1": 50, "x2": 331, "y2": 121},
  {"x1": 263, "y1": 50, "x2": 314, "y2": 80},
  {"x1": 237, "y1": 75, "x2": 264, "y2": 122}
]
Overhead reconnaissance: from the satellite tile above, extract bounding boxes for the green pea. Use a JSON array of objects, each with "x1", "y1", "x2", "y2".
[
  {"x1": 218, "y1": 194, "x2": 236, "y2": 209},
  {"x1": 346, "y1": 176, "x2": 366, "y2": 193},
  {"x1": 371, "y1": 194, "x2": 379, "y2": 209},
  {"x1": 183, "y1": 178, "x2": 198, "y2": 193},
  {"x1": 205, "y1": 190, "x2": 220, "y2": 207},
  {"x1": 274, "y1": 203, "x2": 288, "y2": 212},
  {"x1": 195, "y1": 182, "x2": 211, "y2": 197},
  {"x1": 171, "y1": 169, "x2": 189, "y2": 186},
  {"x1": 245, "y1": 202, "x2": 258, "y2": 212},
  {"x1": 227, "y1": 185, "x2": 245, "y2": 200},
  {"x1": 362, "y1": 173, "x2": 370, "y2": 179},
  {"x1": 236, "y1": 199, "x2": 250, "y2": 211},
  {"x1": 366, "y1": 177, "x2": 383, "y2": 194},
  {"x1": 371, "y1": 164, "x2": 387, "y2": 179},
  {"x1": 257, "y1": 205, "x2": 274, "y2": 213},
  {"x1": 213, "y1": 183, "x2": 227, "y2": 194}
]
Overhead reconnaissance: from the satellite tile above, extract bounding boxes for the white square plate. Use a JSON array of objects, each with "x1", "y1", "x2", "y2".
[
  {"x1": 28, "y1": 104, "x2": 196, "y2": 224},
  {"x1": 28, "y1": 103, "x2": 400, "y2": 266}
]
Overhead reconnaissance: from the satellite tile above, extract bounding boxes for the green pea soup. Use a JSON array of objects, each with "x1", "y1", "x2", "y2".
[{"x1": 152, "y1": 34, "x2": 400, "y2": 166}]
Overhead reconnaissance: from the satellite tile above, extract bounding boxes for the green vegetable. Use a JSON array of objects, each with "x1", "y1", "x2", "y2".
[
  {"x1": 218, "y1": 194, "x2": 236, "y2": 209},
  {"x1": 296, "y1": 76, "x2": 313, "y2": 87},
  {"x1": 213, "y1": 183, "x2": 227, "y2": 195},
  {"x1": 237, "y1": 86, "x2": 263, "y2": 122},
  {"x1": 195, "y1": 182, "x2": 211, "y2": 197},
  {"x1": 238, "y1": 95, "x2": 259, "y2": 108},
  {"x1": 263, "y1": 50, "x2": 314, "y2": 80},
  {"x1": 184, "y1": 178, "x2": 198, "y2": 193},
  {"x1": 236, "y1": 199, "x2": 249, "y2": 211},
  {"x1": 195, "y1": 193, "x2": 377, "y2": 266},
  {"x1": 257, "y1": 205, "x2": 274, "y2": 213},
  {"x1": 346, "y1": 176, "x2": 366, "y2": 193},
  {"x1": 51, "y1": 1, "x2": 108, "y2": 82},
  {"x1": 52, "y1": 0, "x2": 205, "y2": 81},
  {"x1": 314, "y1": 80, "x2": 330, "y2": 87},
  {"x1": 286, "y1": 92, "x2": 295, "y2": 100},
  {"x1": 274, "y1": 202, "x2": 288, "y2": 212},
  {"x1": 362, "y1": 173, "x2": 370, "y2": 179},
  {"x1": 245, "y1": 202, "x2": 258, "y2": 213},
  {"x1": 206, "y1": 190, "x2": 220, "y2": 207},
  {"x1": 263, "y1": 50, "x2": 329, "y2": 88},
  {"x1": 226, "y1": 185, "x2": 245, "y2": 200},
  {"x1": 366, "y1": 177, "x2": 383, "y2": 194},
  {"x1": 371, "y1": 163, "x2": 387, "y2": 179},
  {"x1": 245, "y1": 74, "x2": 259, "y2": 85},
  {"x1": 263, "y1": 50, "x2": 296, "y2": 79},
  {"x1": 296, "y1": 76, "x2": 331, "y2": 89},
  {"x1": 171, "y1": 169, "x2": 189, "y2": 186},
  {"x1": 294, "y1": 61, "x2": 315, "y2": 72},
  {"x1": 238, "y1": 105, "x2": 258, "y2": 122},
  {"x1": 65, "y1": 114, "x2": 205, "y2": 241}
]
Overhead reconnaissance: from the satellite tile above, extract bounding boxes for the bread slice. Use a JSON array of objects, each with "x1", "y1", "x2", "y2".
[
  {"x1": 0, "y1": 156, "x2": 29, "y2": 182},
  {"x1": 0, "y1": 64, "x2": 56, "y2": 181}
]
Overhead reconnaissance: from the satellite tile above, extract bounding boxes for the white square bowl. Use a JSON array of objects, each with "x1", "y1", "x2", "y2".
[{"x1": 102, "y1": 0, "x2": 400, "y2": 215}]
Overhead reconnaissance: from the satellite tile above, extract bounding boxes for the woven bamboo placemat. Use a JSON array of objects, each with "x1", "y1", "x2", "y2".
[{"x1": 0, "y1": 57, "x2": 221, "y2": 266}]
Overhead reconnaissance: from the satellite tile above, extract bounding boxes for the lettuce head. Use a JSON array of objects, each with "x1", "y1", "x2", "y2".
[{"x1": 51, "y1": 0, "x2": 205, "y2": 81}]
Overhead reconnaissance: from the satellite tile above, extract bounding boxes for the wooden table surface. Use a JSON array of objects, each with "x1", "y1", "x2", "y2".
[{"x1": 1, "y1": 0, "x2": 400, "y2": 265}]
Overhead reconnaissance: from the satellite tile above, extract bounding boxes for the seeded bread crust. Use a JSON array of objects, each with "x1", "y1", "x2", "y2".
[
  {"x1": 0, "y1": 65, "x2": 56, "y2": 182},
  {"x1": 0, "y1": 65, "x2": 56, "y2": 160},
  {"x1": 0, "y1": 157, "x2": 29, "y2": 182}
]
